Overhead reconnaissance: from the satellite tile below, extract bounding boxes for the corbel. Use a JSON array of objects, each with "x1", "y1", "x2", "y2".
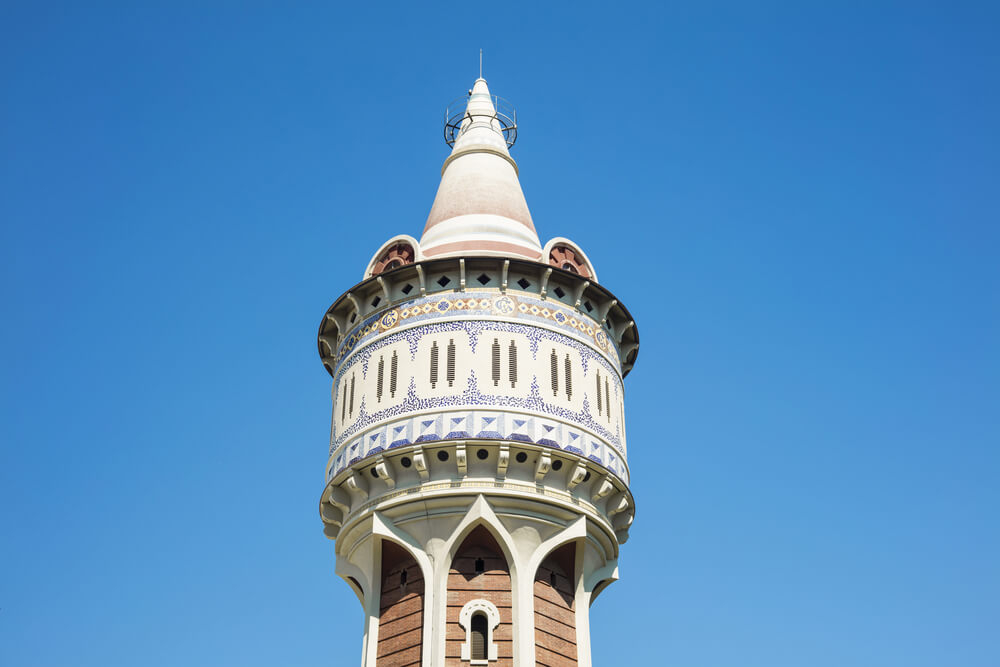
[
  {"x1": 573, "y1": 280, "x2": 591, "y2": 309},
  {"x1": 415, "y1": 264, "x2": 427, "y2": 296},
  {"x1": 345, "y1": 471, "x2": 369, "y2": 500},
  {"x1": 345, "y1": 291, "x2": 362, "y2": 321},
  {"x1": 376, "y1": 276, "x2": 391, "y2": 303},
  {"x1": 459, "y1": 259, "x2": 466, "y2": 291},
  {"x1": 374, "y1": 455, "x2": 395, "y2": 490},
  {"x1": 598, "y1": 299, "x2": 618, "y2": 327},
  {"x1": 412, "y1": 446, "x2": 429, "y2": 481},
  {"x1": 501, "y1": 259, "x2": 510, "y2": 292},
  {"x1": 534, "y1": 452, "x2": 552, "y2": 483},
  {"x1": 496, "y1": 444, "x2": 510, "y2": 477},
  {"x1": 607, "y1": 491, "x2": 630, "y2": 516},
  {"x1": 539, "y1": 267, "x2": 553, "y2": 299},
  {"x1": 455, "y1": 443, "x2": 467, "y2": 475},
  {"x1": 567, "y1": 463, "x2": 589, "y2": 491},
  {"x1": 325, "y1": 485, "x2": 351, "y2": 513},
  {"x1": 591, "y1": 475, "x2": 615, "y2": 502}
]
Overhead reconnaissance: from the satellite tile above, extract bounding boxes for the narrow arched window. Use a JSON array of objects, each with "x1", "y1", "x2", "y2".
[
  {"x1": 389, "y1": 351, "x2": 398, "y2": 398},
  {"x1": 492, "y1": 338, "x2": 501, "y2": 387},
  {"x1": 508, "y1": 341, "x2": 517, "y2": 388},
  {"x1": 430, "y1": 341, "x2": 439, "y2": 389},
  {"x1": 470, "y1": 613, "x2": 487, "y2": 660}
]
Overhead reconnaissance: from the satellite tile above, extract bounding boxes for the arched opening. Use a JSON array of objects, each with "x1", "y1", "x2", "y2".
[
  {"x1": 447, "y1": 526, "x2": 512, "y2": 664},
  {"x1": 470, "y1": 612, "x2": 487, "y2": 660},
  {"x1": 371, "y1": 242, "x2": 415, "y2": 276},
  {"x1": 534, "y1": 542, "x2": 578, "y2": 664},
  {"x1": 377, "y1": 541, "x2": 423, "y2": 666}
]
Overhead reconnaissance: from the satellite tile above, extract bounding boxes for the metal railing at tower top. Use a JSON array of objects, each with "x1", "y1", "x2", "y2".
[{"x1": 444, "y1": 94, "x2": 518, "y2": 148}]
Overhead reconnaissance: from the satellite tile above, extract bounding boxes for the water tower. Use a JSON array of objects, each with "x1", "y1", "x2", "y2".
[{"x1": 316, "y1": 76, "x2": 640, "y2": 666}]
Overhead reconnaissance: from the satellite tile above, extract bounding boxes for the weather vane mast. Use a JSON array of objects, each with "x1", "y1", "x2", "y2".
[{"x1": 479, "y1": 48, "x2": 483, "y2": 79}]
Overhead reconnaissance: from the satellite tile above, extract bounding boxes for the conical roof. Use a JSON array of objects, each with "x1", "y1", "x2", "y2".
[{"x1": 420, "y1": 78, "x2": 543, "y2": 261}]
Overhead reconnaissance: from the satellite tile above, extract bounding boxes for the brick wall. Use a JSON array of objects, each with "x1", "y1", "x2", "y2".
[
  {"x1": 534, "y1": 543, "x2": 577, "y2": 666},
  {"x1": 377, "y1": 541, "x2": 423, "y2": 667},
  {"x1": 445, "y1": 526, "x2": 514, "y2": 666}
]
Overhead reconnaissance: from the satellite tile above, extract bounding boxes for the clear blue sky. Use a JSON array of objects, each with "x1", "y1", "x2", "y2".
[{"x1": 1, "y1": 2, "x2": 997, "y2": 665}]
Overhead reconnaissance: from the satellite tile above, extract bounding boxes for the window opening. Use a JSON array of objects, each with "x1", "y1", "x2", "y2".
[
  {"x1": 517, "y1": 277, "x2": 530, "y2": 289},
  {"x1": 370, "y1": 295, "x2": 381, "y2": 308},
  {"x1": 400, "y1": 569, "x2": 408, "y2": 587},
  {"x1": 476, "y1": 273, "x2": 491, "y2": 285},
  {"x1": 470, "y1": 613, "x2": 487, "y2": 660},
  {"x1": 553, "y1": 285, "x2": 566, "y2": 298},
  {"x1": 550, "y1": 571, "x2": 558, "y2": 588},
  {"x1": 436, "y1": 275, "x2": 451, "y2": 287},
  {"x1": 474, "y1": 557, "x2": 485, "y2": 574},
  {"x1": 401, "y1": 283, "x2": 414, "y2": 295}
]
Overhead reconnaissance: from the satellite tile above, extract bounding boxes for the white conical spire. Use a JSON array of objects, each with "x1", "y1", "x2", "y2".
[{"x1": 420, "y1": 78, "x2": 543, "y2": 261}]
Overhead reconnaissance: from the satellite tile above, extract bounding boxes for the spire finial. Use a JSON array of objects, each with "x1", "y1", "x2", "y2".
[{"x1": 479, "y1": 49, "x2": 483, "y2": 79}]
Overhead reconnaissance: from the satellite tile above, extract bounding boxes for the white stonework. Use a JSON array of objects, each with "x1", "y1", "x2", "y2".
[{"x1": 317, "y1": 76, "x2": 640, "y2": 666}]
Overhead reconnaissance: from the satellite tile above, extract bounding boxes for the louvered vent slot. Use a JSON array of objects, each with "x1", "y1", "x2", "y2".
[
  {"x1": 471, "y1": 614, "x2": 487, "y2": 660},
  {"x1": 390, "y1": 351, "x2": 398, "y2": 398},
  {"x1": 550, "y1": 350, "x2": 559, "y2": 396},
  {"x1": 605, "y1": 378, "x2": 611, "y2": 423},
  {"x1": 430, "y1": 342, "x2": 439, "y2": 389},
  {"x1": 376, "y1": 356, "x2": 384, "y2": 403},
  {"x1": 340, "y1": 379, "x2": 346, "y2": 423},
  {"x1": 508, "y1": 340, "x2": 517, "y2": 388},
  {"x1": 492, "y1": 339, "x2": 501, "y2": 386},
  {"x1": 348, "y1": 374, "x2": 356, "y2": 418},
  {"x1": 596, "y1": 371, "x2": 602, "y2": 416},
  {"x1": 564, "y1": 354, "x2": 573, "y2": 399},
  {"x1": 446, "y1": 339, "x2": 456, "y2": 387}
]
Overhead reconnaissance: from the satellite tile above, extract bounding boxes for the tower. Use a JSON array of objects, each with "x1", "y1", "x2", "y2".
[{"x1": 316, "y1": 77, "x2": 640, "y2": 666}]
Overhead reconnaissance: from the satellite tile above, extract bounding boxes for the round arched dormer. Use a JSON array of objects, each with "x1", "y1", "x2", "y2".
[
  {"x1": 363, "y1": 234, "x2": 421, "y2": 279},
  {"x1": 543, "y1": 237, "x2": 597, "y2": 282}
]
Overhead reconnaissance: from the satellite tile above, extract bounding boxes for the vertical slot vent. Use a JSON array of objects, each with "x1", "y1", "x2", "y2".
[
  {"x1": 596, "y1": 371, "x2": 602, "y2": 416},
  {"x1": 340, "y1": 379, "x2": 346, "y2": 423},
  {"x1": 446, "y1": 339, "x2": 456, "y2": 387},
  {"x1": 564, "y1": 354, "x2": 573, "y2": 399},
  {"x1": 605, "y1": 378, "x2": 611, "y2": 423},
  {"x1": 348, "y1": 374, "x2": 356, "y2": 418},
  {"x1": 550, "y1": 350, "x2": 559, "y2": 397},
  {"x1": 508, "y1": 340, "x2": 517, "y2": 388},
  {"x1": 376, "y1": 356, "x2": 384, "y2": 403},
  {"x1": 492, "y1": 338, "x2": 501, "y2": 387},
  {"x1": 389, "y1": 351, "x2": 398, "y2": 398},
  {"x1": 430, "y1": 342, "x2": 439, "y2": 389}
]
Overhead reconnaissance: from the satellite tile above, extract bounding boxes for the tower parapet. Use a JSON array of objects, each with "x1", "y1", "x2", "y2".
[{"x1": 317, "y1": 77, "x2": 640, "y2": 667}]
